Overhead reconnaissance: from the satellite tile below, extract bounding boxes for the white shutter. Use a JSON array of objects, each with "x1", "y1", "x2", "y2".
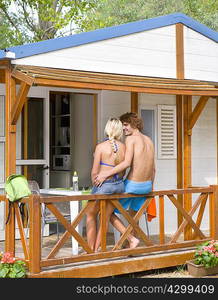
[{"x1": 157, "y1": 105, "x2": 177, "y2": 159}]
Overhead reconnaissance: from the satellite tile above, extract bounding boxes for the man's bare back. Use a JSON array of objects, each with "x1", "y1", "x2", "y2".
[{"x1": 127, "y1": 133, "x2": 155, "y2": 182}]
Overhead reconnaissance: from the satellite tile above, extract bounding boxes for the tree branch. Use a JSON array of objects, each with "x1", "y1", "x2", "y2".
[{"x1": 0, "y1": 6, "x2": 20, "y2": 32}]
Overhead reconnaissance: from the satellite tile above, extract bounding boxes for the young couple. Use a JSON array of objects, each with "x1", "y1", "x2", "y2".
[{"x1": 86, "y1": 112, "x2": 155, "y2": 252}]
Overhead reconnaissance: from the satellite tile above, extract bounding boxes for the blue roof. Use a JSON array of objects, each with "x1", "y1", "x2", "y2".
[{"x1": 0, "y1": 12, "x2": 217, "y2": 60}]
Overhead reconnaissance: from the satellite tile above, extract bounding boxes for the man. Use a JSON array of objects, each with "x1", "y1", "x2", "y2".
[{"x1": 94, "y1": 112, "x2": 155, "y2": 218}]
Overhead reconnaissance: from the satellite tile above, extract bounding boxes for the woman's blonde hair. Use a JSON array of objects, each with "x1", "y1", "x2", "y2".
[
  {"x1": 104, "y1": 118, "x2": 123, "y2": 140},
  {"x1": 104, "y1": 118, "x2": 123, "y2": 165}
]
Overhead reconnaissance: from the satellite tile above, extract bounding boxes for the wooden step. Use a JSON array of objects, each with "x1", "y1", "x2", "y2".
[{"x1": 28, "y1": 248, "x2": 195, "y2": 278}]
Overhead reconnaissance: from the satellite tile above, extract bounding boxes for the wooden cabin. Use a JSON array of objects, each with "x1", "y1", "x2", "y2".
[{"x1": 0, "y1": 13, "x2": 218, "y2": 277}]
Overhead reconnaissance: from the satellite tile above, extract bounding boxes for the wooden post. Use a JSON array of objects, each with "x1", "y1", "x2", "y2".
[
  {"x1": 23, "y1": 101, "x2": 28, "y2": 177},
  {"x1": 176, "y1": 23, "x2": 185, "y2": 227},
  {"x1": 29, "y1": 194, "x2": 41, "y2": 274},
  {"x1": 176, "y1": 23, "x2": 184, "y2": 80},
  {"x1": 209, "y1": 185, "x2": 218, "y2": 240},
  {"x1": 131, "y1": 92, "x2": 138, "y2": 113},
  {"x1": 5, "y1": 62, "x2": 16, "y2": 254},
  {"x1": 217, "y1": 98, "x2": 218, "y2": 185},
  {"x1": 159, "y1": 195, "x2": 165, "y2": 244},
  {"x1": 93, "y1": 94, "x2": 98, "y2": 148},
  {"x1": 176, "y1": 95, "x2": 183, "y2": 227},
  {"x1": 183, "y1": 95, "x2": 192, "y2": 239}
]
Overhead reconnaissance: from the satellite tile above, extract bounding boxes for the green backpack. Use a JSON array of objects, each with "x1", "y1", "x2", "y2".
[
  {"x1": 5, "y1": 174, "x2": 32, "y2": 224},
  {"x1": 5, "y1": 174, "x2": 31, "y2": 202}
]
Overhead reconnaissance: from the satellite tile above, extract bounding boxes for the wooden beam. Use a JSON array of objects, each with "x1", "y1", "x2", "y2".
[
  {"x1": 183, "y1": 95, "x2": 192, "y2": 240},
  {"x1": 189, "y1": 96, "x2": 209, "y2": 130},
  {"x1": 5, "y1": 64, "x2": 16, "y2": 254},
  {"x1": 131, "y1": 92, "x2": 138, "y2": 113},
  {"x1": 28, "y1": 250, "x2": 195, "y2": 278},
  {"x1": 17, "y1": 64, "x2": 216, "y2": 85},
  {"x1": 176, "y1": 23, "x2": 184, "y2": 80},
  {"x1": 11, "y1": 69, "x2": 35, "y2": 86},
  {"x1": 11, "y1": 82, "x2": 30, "y2": 125},
  {"x1": 34, "y1": 78, "x2": 218, "y2": 96},
  {"x1": 0, "y1": 59, "x2": 10, "y2": 67}
]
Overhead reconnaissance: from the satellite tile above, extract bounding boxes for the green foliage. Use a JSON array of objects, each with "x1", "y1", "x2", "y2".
[
  {"x1": 0, "y1": 0, "x2": 97, "y2": 48},
  {"x1": 0, "y1": 0, "x2": 217, "y2": 49},
  {"x1": 194, "y1": 240, "x2": 218, "y2": 268},
  {"x1": 75, "y1": 0, "x2": 218, "y2": 33},
  {"x1": 0, "y1": 260, "x2": 26, "y2": 278},
  {"x1": 183, "y1": 0, "x2": 218, "y2": 31},
  {"x1": 0, "y1": 252, "x2": 27, "y2": 278}
]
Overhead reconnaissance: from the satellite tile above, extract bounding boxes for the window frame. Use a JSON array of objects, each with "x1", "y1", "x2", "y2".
[{"x1": 139, "y1": 105, "x2": 158, "y2": 157}]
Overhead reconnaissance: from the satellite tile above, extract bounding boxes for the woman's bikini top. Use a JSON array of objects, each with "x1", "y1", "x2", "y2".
[
  {"x1": 100, "y1": 139, "x2": 120, "y2": 180},
  {"x1": 99, "y1": 161, "x2": 119, "y2": 181}
]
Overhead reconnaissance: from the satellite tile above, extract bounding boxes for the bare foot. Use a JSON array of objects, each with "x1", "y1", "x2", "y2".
[
  {"x1": 129, "y1": 237, "x2": 139, "y2": 249},
  {"x1": 94, "y1": 247, "x2": 101, "y2": 253}
]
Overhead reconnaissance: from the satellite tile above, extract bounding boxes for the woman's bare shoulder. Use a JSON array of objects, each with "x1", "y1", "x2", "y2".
[{"x1": 96, "y1": 140, "x2": 109, "y2": 150}]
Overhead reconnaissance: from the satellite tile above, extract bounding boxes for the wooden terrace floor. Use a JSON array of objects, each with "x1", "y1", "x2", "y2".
[{"x1": 0, "y1": 231, "x2": 197, "y2": 278}]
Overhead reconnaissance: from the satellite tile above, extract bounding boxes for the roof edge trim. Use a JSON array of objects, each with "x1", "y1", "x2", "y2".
[{"x1": 1, "y1": 12, "x2": 218, "y2": 60}]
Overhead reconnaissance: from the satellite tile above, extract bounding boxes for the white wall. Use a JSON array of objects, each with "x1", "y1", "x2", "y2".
[
  {"x1": 71, "y1": 93, "x2": 94, "y2": 187},
  {"x1": 191, "y1": 97, "x2": 217, "y2": 232},
  {"x1": 184, "y1": 27, "x2": 218, "y2": 82},
  {"x1": 13, "y1": 25, "x2": 176, "y2": 79},
  {"x1": 99, "y1": 90, "x2": 130, "y2": 141},
  {"x1": 192, "y1": 97, "x2": 217, "y2": 186}
]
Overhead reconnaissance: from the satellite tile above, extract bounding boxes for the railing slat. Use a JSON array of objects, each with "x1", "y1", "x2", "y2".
[
  {"x1": 191, "y1": 193, "x2": 208, "y2": 240},
  {"x1": 100, "y1": 199, "x2": 107, "y2": 252},
  {"x1": 159, "y1": 195, "x2": 165, "y2": 244},
  {"x1": 14, "y1": 203, "x2": 29, "y2": 260}
]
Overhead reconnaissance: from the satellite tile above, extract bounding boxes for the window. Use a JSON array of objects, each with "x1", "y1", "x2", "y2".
[
  {"x1": 141, "y1": 109, "x2": 155, "y2": 144},
  {"x1": 157, "y1": 105, "x2": 177, "y2": 159}
]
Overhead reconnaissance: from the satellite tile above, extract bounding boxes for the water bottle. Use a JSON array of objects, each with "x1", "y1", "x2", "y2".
[{"x1": 72, "y1": 171, "x2": 79, "y2": 191}]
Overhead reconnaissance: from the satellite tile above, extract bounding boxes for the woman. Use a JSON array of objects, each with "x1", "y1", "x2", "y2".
[{"x1": 86, "y1": 118, "x2": 139, "y2": 251}]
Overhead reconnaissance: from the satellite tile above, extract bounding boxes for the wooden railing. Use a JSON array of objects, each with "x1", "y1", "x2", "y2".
[{"x1": 1, "y1": 185, "x2": 218, "y2": 275}]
